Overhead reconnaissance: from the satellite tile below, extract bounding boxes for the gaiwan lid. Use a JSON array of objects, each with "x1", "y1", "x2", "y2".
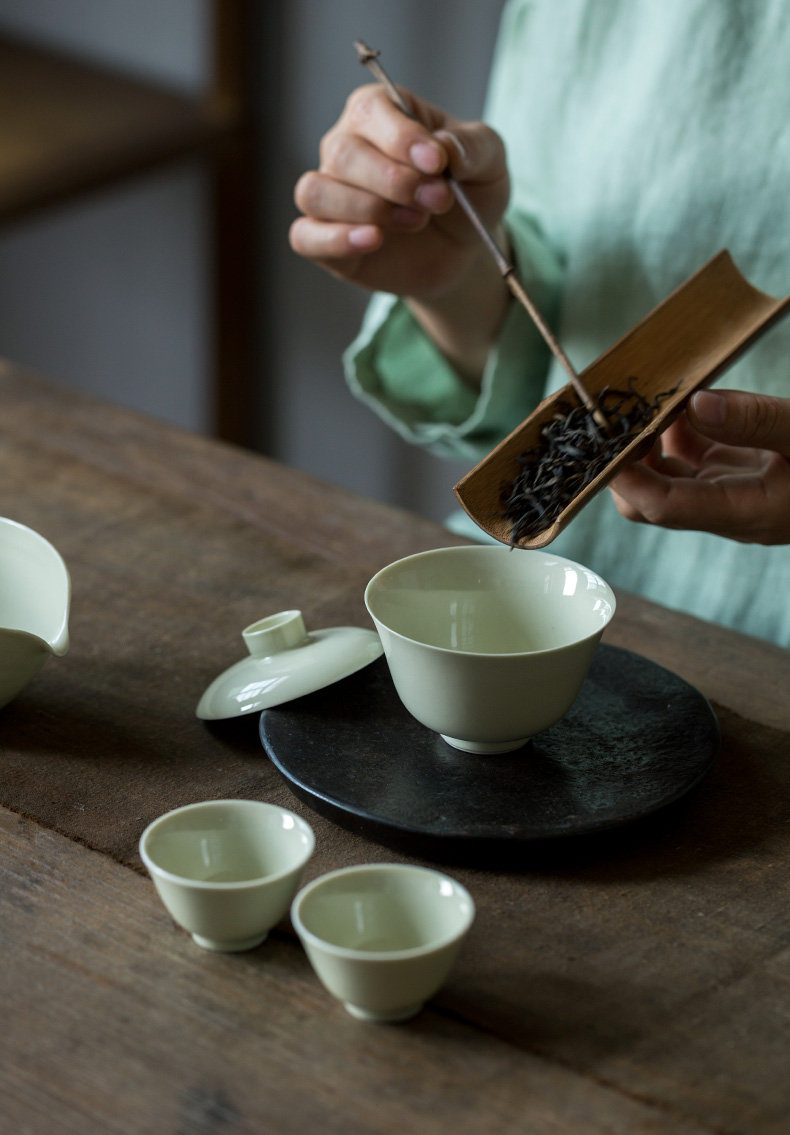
[{"x1": 196, "y1": 609, "x2": 383, "y2": 721}]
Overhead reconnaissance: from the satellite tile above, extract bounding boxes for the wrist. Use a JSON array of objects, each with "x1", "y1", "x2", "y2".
[{"x1": 405, "y1": 239, "x2": 511, "y2": 388}]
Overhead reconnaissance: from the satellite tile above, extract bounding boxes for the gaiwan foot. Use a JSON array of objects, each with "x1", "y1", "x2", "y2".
[
  {"x1": 344, "y1": 1001, "x2": 423, "y2": 1023},
  {"x1": 441, "y1": 734, "x2": 528, "y2": 754},
  {"x1": 191, "y1": 931, "x2": 268, "y2": 952}
]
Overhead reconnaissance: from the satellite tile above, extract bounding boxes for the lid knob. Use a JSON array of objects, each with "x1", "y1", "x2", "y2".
[{"x1": 242, "y1": 610, "x2": 309, "y2": 658}]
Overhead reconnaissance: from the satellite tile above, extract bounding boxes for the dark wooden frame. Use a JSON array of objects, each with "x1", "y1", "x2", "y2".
[{"x1": 0, "y1": 0, "x2": 258, "y2": 446}]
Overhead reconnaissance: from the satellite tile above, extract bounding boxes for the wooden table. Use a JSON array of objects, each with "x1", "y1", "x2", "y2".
[{"x1": 1, "y1": 361, "x2": 789, "y2": 1135}]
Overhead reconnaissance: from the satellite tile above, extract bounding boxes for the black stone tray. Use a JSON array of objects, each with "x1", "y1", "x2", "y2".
[{"x1": 259, "y1": 645, "x2": 719, "y2": 855}]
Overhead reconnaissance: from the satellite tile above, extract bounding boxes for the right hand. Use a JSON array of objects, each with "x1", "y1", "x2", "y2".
[
  {"x1": 289, "y1": 83, "x2": 510, "y2": 303},
  {"x1": 610, "y1": 389, "x2": 790, "y2": 545}
]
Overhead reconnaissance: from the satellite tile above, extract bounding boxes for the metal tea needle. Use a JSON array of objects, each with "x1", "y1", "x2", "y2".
[{"x1": 354, "y1": 40, "x2": 606, "y2": 430}]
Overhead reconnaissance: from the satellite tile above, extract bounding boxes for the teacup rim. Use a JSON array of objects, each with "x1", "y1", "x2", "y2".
[
  {"x1": 139, "y1": 798, "x2": 315, "y2": 890},
  {"x1": 291, "y1": 862, "x2": 476, "y2": 961},
  {"x1": 365, "y1": 545, "x2": 615, "y2": 658}
]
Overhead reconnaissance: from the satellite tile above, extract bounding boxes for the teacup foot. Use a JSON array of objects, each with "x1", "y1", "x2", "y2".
[
  {"x1": 191, "y1": 931, "x2": 268, "y2": 952},
  {"x1": 344, "y1": 1001, "x2": 423, "y2": 1023},
  {"x1": 440, "y1": 734, "x2": 528, "y2": 755}
]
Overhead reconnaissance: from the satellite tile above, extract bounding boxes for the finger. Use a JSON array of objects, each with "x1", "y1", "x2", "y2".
[
  {"x1": 339, "y1": 86, "x2": 507, "y2": 204},
  {"x1": 341, "y1": 85, "x2": 450, "y2": 172},
  {"x1": 658, "y1": 413, "x2": 715, "y2": 467},
  {"x1": 610, "y1": 468, "x2": 724, "y2": 531},
  {"x1": 289, "y1": 216, "x2": 382, "y2": 266},
  {"x1": 320, "y1": 130, "x2": 452, "y2": 213},
  {"x1": 294, "y1": 171, "x2": 427, "y2": 230},
  {"x1": 610, "y1": 459, "x2": 790, "y2": 542},
  {"x1": 432, "y1": 124, "x2": 510, "y2": 237},
  {"x1": 608, "y1": 487, "x2": 647, "y2": 524},
  {"x1": 638, "y1": 436, "x2": 666, "y2": 470},
  {"x1": 434, "y1": 122, "x2": 508, "y2": 186},
  {"x1": 628, "y1": 436, "x2": 695, "y2": 477},
  {"x1": 689, "y1": 389, "x2": 790, "y2": 454}
]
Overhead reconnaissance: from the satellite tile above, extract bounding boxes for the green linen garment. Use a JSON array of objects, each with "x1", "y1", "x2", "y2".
[{"x1": 344, "y1": 0, "x2": 790, "y2": 646}]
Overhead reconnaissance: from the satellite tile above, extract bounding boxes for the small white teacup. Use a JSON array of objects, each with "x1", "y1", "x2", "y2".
[
  {"x1": 139, "y1": 799, "x2": 315, "y2": 952},
  {"x1": 365, "y1": 545, "x2": 615, "y2": 754},
  {"x1": 291, "y1": 863, "x2": 475, "y2": 1022}
]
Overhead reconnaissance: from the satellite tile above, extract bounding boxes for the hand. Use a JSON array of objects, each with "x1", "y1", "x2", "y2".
[
  {"x1": 609, "y1": 389, "x2": 790, "y2": 545},
  {"x1": 289, "y1": 84, "x2": 511, "y2": 381},
  {"x1": 290, "y1": 83, "x2": 509, "y2": 296}
]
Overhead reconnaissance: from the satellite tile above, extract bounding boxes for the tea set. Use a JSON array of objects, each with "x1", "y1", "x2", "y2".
[{"x1": 0, "y1": 514, "x2": 710, "y2": 1020}]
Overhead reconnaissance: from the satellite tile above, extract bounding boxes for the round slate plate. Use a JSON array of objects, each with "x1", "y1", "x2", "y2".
[{"x1": 259, "y1": 645, "x2": 719, "y2": 854}]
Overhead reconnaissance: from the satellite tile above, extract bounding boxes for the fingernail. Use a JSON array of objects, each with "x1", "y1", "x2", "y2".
[
  {"x1": 348, "y1": 225, "x2": 379, "y2": 249},
  {"x1": 410, "y1": 142, "x2": 443, "y2": 175},
  {"x1": 691, "y1": 390, "x2": 727, "y2": 427}
]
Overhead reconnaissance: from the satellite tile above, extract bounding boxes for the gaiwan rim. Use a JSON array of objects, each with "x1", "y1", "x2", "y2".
[{"x1": 364, "y1": 545, "x2": 616, "y2": 659}]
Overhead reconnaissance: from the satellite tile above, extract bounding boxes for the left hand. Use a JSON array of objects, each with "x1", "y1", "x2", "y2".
[{"x1": 609, "y1": 389, "x2": 790, "y2": 544}]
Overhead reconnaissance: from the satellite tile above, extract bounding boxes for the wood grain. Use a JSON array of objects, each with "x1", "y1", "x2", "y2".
[{"x1": 0, "y1": 807, "x2": 713, "y2": 1135}]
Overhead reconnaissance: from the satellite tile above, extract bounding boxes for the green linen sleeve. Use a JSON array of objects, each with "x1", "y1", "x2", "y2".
[{"x1": 342, "y1": 213, "x2": 564, "y2": 462}]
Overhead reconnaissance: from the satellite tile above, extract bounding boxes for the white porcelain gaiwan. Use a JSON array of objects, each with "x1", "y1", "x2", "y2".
[
  {"x1": 0, "y1": 517, "x2": 70, "y2": 708},
  {"x1": 365, "y1": 545, "x2": 615, "y2": 754}
]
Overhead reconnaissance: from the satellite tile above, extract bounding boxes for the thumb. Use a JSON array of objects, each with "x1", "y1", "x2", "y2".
[
  {"x1": 433, "y1": 123, "x2": 507, "y2": 183},
  {"x1": 688, "y1": 389, "x2": 790, "y2": 454}
]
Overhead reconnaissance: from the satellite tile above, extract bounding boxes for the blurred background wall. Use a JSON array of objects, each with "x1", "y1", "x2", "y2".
[{"x1": 0, "y1": 0, "x2": 504, "y2": 523}]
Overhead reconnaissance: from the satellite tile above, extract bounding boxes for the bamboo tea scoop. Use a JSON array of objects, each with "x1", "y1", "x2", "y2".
[{"x1": 454, "y1": 250, "x2": 790, "y2": 548}]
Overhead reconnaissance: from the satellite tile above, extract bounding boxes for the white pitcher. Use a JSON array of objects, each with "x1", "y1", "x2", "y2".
[{"x1": 0, "y1": 517, "x2": 70, "y2": 708}]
